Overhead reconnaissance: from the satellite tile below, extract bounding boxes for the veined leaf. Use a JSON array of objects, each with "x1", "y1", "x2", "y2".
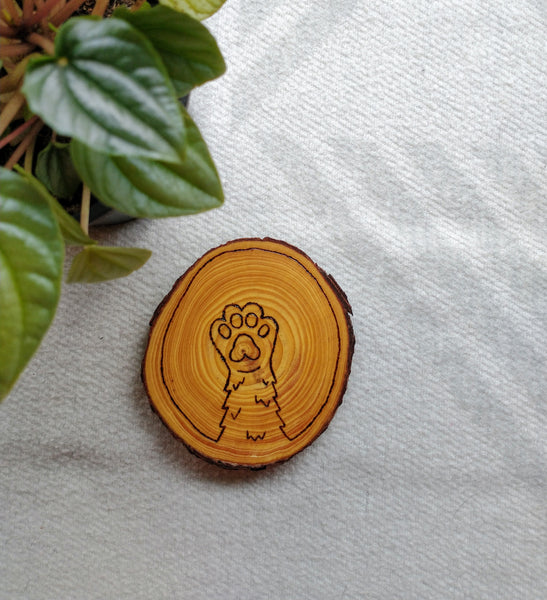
[
  {"x1": 0, "y1": 168, "x2": 64, "y2": 400},
  {"x1": 67, "y1": 246, "x2": 152, "y2": 283},
  {"x1": 159, "y1": 0, "x2": 226, "y2": 20},
  {"x1": 70, "y1": 108, "x2": 223, "y2": 218},
  {"x1": 36, "y1": 141, "x2": 81, "y2": 199},
  {"x1": 15, "y1": 166, "x2": 95, "y2": 247},
  {"x1": 114, "y1": 5, "x2": 225, "y2": 96},
  {"x1": 23, "y1": 17, "x2": 186, "y2": 163}
]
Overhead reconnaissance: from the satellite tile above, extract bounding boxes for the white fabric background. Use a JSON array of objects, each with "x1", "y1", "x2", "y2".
[{"x1": 1, "y1": 1, "x2": 546, "y2": 598}]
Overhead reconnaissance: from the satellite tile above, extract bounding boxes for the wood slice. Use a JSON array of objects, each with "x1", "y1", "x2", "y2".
[{"x1": 142, "y1": 238, "x2": 354, "y2": 469}]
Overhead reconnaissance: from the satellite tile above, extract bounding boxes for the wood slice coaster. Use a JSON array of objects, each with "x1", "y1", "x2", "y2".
[{"x1": 142, "y1": 238, "x2": 354, "y2": 469}]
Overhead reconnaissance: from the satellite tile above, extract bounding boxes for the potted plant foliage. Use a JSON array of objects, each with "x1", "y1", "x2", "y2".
[{"x1": 0, "y1": 0, "x2": 227, "y2": 400}]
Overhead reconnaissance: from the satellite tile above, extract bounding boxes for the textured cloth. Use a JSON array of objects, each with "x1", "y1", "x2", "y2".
[{"x1": 1, "y1": 1, "x2": 546, "y2": 598}]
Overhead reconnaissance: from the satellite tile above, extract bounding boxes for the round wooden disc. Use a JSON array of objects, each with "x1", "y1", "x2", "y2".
[{"x1": 142, "y1": 238, "x2": 354, "y2": 468}]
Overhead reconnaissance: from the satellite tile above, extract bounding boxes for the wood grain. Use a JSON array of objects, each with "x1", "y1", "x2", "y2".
[{"x1": 142, "y1": 238, "x2": 354, "y2": 468}]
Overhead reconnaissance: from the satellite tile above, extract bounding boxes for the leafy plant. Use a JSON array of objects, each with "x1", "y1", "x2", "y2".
[{"x1": 0, "y1": 0, "x2": 226, "y2": 400}]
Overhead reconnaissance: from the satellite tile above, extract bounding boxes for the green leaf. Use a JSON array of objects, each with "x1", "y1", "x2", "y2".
[
  {"x1": 70, "y1": 108, "x2": 223, "y2": 218},
  {"x1": 22, "y1": 17, "x2": 185, "y2": 163},
  {"x1": 0, "y1": 168, "x2": 64, "y2": 401},
  {"x1": 158, "y1": 0, "x2": 226, "y2": 20},
  {"x1": 36, "y1": 141, "x2": 81, "y2": 199},
  {"x1": 114, "y1": 5, "x2": 225, "y2": 97},
  {"x1": 67, "y1": 246, "x2": 152, "y2": 283},
  {"x1": 14, "y1": 166, "x2": 95, "y2": 247}
]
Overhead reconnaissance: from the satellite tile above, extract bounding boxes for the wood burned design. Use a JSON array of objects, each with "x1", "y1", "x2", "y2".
[
  {"x1": 210, "y1": 302, "x2": 286, "y2": 443},
  {"x1": 142, "y1": 238, "x2": 354, "y2": 469}
]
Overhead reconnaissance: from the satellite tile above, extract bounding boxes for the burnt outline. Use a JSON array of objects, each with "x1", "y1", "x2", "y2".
[
  {"x1": 160, "y1": 245, "x2": 340, "y2": 443},
  {"x1": 210, "y1": 301, "x2": 283, "y2": 441},
  {"x1": 209, "y1": 302, "x2": 279, "y2": 379}
]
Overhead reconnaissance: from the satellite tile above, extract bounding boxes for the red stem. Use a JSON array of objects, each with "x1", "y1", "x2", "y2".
[
  {"x1": 51, "y1": 0, "x2": 87, "y2": 26},
  {"x1": 0, "y1": 22, "x2": 18, "y2": 37},
  {"x1": 26, "y1": 31, "x2": 55, "y2": 54},
  {"x1": 0, "y1": 43, "x2": 35, "y2": 58},
  {"x1": 33, "y1": 0, "x2": 49, "y2": 31},
  {"x1": 2, "y1": 0, "x2": 22, "y2": 25},
  {"x1": 0, "y1": 116, "x2": 39, "y2": 150},
  {"x1": 4, "y1": 119, "x2": 43, "y2": 170},
  {"x1": 23, "y1": 0, "x2": 34, "y2": 21},
  {"x1": 23, "y1": 0, "x2": 64, "y2": 27}
]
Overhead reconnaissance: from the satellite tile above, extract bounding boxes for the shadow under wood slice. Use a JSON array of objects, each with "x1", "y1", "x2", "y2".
[{"x1": 142, "y1": 238, "x2": 354, "y2": 469}]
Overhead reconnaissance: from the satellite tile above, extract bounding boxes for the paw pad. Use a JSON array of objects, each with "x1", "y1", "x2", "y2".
[{"x1": 210, "y1": 302, "x2": 278, "y2": 372}]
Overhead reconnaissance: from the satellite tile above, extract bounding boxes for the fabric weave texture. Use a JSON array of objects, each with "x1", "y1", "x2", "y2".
[{"x1": 1, "y1": 1, "x2": 545, "y2": 598}]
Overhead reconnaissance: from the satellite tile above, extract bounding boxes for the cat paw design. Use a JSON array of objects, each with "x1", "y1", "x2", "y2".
[{"x1": 210, "y1": 303, "x2": 278, "y2": 374}]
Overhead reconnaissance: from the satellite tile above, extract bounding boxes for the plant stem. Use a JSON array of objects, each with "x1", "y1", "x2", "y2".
[
  {"x1": 23, "y1": 127, "x2": 37, "y2": 171},
  {"x1": 0, "y1": 42, "x2": 35, "y2": 58},
  {"x1": 80, "y1": 185, "x2": 91, "y2": 235},
  {"x1": 51, "y1": 0, "x2": 87, "y2": 27},
  {"x1": 0, "y1": 115, "x2": 39, "y2": 150},
  {"x1": 33, "y1": 0, "x2": 49, "y2": 31},
  {"x1": 0, "y1": 22, "x2": 18, "y2": 37},
  {"x1": 0, "y1": 52, "x2": 36, "y2": 92},
  {"x1": 2, "y1": 0, "x2": 22, "y2": 25},
  {"x1": 26, "y1": 32, "x2": 55, "y2": 55},
  {"x1": 23, "y1": 0, "x2": 64, "y2": 27},
  {"x1": 4, "y1": 119, "x2": 43, "y2": 170},
  {"x1": 23, "y1": 0, "x2": 34, "y2": 21},
  {"x1": 0, "y1": 92, "x2": 26, "y2": 137},
  {"x1": 91, "y1": 0, "x2": 109, "y2": 17}
]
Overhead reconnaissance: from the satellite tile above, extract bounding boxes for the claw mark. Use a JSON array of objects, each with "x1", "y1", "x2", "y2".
[
  {"x1": 231, "y1": 377, "x2": 245, "y2": 391},
  {"x1": 255, "y1": 396, "x2": 271, "y2": 407}
]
